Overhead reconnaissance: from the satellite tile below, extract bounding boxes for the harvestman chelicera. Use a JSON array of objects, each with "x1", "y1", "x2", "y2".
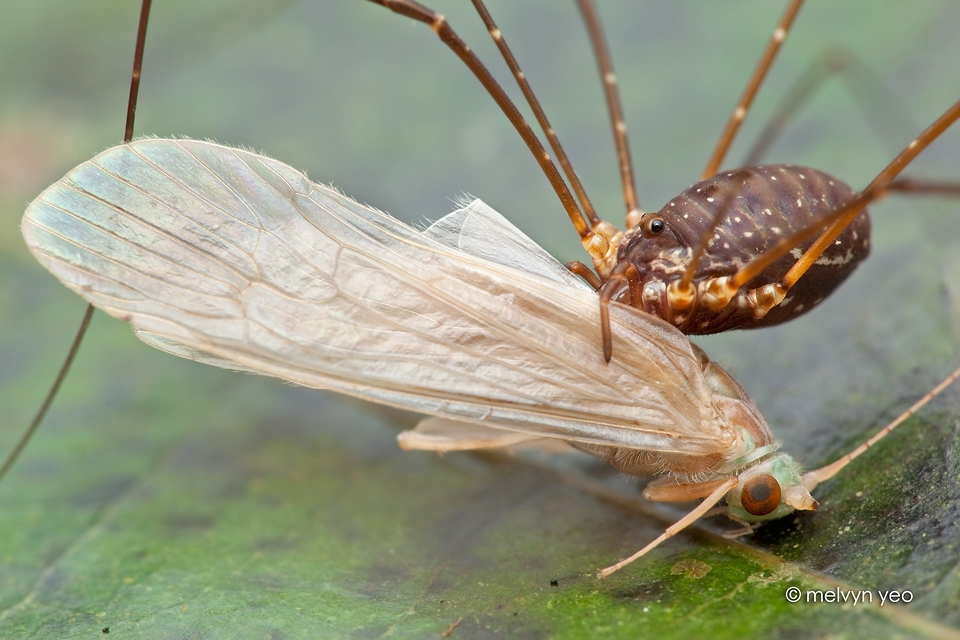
[{"x1": 10, "y1": 1, "x2": 960, "y2": 578}]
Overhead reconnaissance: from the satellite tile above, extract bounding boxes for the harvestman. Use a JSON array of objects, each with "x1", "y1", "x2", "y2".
[{"x1": 11, "y1": 1, "x2": 960, "y2": 578}]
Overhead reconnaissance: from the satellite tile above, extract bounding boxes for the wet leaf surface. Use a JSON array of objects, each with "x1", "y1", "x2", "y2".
[{"x1": 1, "y1": 2, "x2": 959, "y2": 638}]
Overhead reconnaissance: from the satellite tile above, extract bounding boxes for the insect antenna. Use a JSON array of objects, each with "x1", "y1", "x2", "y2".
[
  {"x1": 595, "y1": 361, "x2": 960, "y2": 580},
  {"x1": 575, "y1": 0, "x2": 643, "y2": 228},
  {"x1": 803, "y1": 362, "x2": 960, "y2": 492},
  {"x1": 0, "y1": 0, "x2": 154, "y2": 485}
]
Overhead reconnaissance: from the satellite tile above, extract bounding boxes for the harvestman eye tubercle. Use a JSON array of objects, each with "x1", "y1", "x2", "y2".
[
  {"x1": 11, "y1": 0, "x2": 960, "y2": 580},
  {"x1": 20, "y1": 138, "x2": 960, "y2": 578}
]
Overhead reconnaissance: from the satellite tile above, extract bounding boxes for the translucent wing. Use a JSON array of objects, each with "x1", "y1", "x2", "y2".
[
  {"x1": 422, "y1": 199, "x2": 590, "y2": 289},
  {"x1": 22, "y1": 139, "x2": 724, "y2": 456}
]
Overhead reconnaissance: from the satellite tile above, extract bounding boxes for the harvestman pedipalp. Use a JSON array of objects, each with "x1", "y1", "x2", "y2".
[{"x1": 5, "y1": 1, "x2": 960, "y2": 580}]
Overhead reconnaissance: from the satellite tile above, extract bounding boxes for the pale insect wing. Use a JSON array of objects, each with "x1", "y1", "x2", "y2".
[
  {"x1": 416, "y1": 201, "x2": 681, "y2": 453},
  {"x1": 398, "y1": 417, "x2": 546, "y2": 451},
  {"x1": 422, "y1": 199, "x2": 592, "y2": 290},
  {"x1": 135, "y1": 198, "x2": 578, "y2": 374},
  {"x1": 22, "y1": 138, "x2": 723, "y2": 456},
  {"x1": 130, "y1": 191, "x2": 614, "y2": 453},
  {"x1": 394, "y1": 200, "x2": 595, "y2": 452},
  {"x1": 134, "y1": 330, "x2": 264, "y2": 375},
  {"x1": 134, "y1": 199, "x2": 580, "y2": 376}
]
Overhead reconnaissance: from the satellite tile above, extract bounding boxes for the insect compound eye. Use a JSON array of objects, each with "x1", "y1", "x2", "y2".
[
  {"x1": 641, "y1": 216, "x2": 666, "y2": 238},
  {"x1": 740, "y1": 473, "x2": 782, "y2": 516}
]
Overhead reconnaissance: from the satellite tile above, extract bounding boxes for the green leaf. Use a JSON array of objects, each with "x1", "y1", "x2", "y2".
[{"x1": 1, "y1": 1, "x2": 959, "y2": 638}]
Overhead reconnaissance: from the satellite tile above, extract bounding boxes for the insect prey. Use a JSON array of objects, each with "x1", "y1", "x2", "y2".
[{"x1": 9, "y1": 0, "x2": 960, "y2": 580}]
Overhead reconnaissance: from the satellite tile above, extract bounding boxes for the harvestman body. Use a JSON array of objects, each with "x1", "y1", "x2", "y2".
[
  {"x1": 366, "y1": 0, "x2": 957, "y2": 362},
  {"x1": 12, "y1": 0, "x2": 960, "y2": 578},
  {"x1": 20, "y1": 139, "x2": 960, "y2": 577}
]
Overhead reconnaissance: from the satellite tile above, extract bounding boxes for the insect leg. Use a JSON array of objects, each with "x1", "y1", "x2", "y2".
[
  {"x1": 0, "y1": 0, "x2": 154, "y2": 486},
  {"x1": 597, "y1": 477, "x2": 738, "y2": 579}
]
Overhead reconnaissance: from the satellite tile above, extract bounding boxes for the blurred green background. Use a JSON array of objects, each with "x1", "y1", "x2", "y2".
[{"x1": 1, "y1": 1, "x2": 959, "y2": 638}]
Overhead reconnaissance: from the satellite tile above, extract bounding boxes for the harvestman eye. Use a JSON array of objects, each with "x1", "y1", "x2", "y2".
[
  {"x1": 8, "y1": 0, "x2": 960, "y2": 587},
  {"x1": 641, "y1": 216, "x2": 665, "y2": 237}
]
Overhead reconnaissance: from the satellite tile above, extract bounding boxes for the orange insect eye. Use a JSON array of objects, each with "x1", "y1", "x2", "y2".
[
  {"x1": 641, "y1": 216, "x2": 665, "y2": 237},
  {"x1": 741, "y1": 473, "x2": 782, "y2": 516}
]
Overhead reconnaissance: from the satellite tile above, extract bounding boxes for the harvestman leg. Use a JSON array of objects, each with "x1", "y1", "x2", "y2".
[
  {"x1": 701, "y1": 0, "x2": 806, "y2": 180},
  {"x1": 469, "y1": 0, "x2": 601, "y2": 229},
  {"x1": 574, "y1": 0, "x2": 809, "y2": 356},
  {"x1": 723, "y1": 48, "x2": 960, "y2": 312},
  {"x1": 739, "y1": 47, "x2": 960, "y2": 196},
  {"x1": 662, "y1": 0, "x2": 806, "y2": 306},
  {"x1": 0, "y1": 0, "x2": 155, "y2": 483},
  {"x1": 367, "y1": 0, "x2": 629, "y2": 277},
  {"x1": 742, "y1": 48, "x2": 916, "y2": 167},
  {"x1": 579, "y1": 0, "x2": 804, "y2": 233},
  {"x1": 884, "y1": 179, "x2": 960, "y2": 198},
  {"x1": 715, "y1": 99, "x2": 960, "y2": 317},
  {"x1": 576, "y1": 0, "x2": 643, "y2": 229},
  {"x1": 569, "y1": 1, "x2": 960, "y2": 573},
  {"x1": 640, "y1": 0, "x2": 960, "y2": 330},
  {"x1": 565, "y1": 261, "x2": 603, "y2": 291},
  {"x1": 380, "y1": 1, "x2": 810, "y2": 288}
]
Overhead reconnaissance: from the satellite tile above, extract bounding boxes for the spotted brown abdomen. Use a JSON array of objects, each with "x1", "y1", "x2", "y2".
[{"x1": 618, "y1": 165, "x2": 871, "y2": 334}]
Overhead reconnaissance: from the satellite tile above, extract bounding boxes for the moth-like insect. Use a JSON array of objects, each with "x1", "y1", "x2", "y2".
[
  {"x1": 20, "y1": 138, "x2": 960, "y2": 577},
  {"x1": 7, "y1": 0, "x2": 960, "y2": 584}
]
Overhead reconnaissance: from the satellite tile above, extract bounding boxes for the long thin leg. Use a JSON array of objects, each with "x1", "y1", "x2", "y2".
[
  {"x1": 367, "y1": 1, "x2": 595, "y2": 243},
  {"x1": 576, "y1": 0, "x2": 643, "y2": 228},
  {"x1": 701, "y1": 0, "x2": 805, "y2": 179},
  {"x1": 707, "y1": 98, "x2": 960, "y2": 311},
  {"x1": 669, "y1": 0, "x2": 806, "y2": 302},
  {"x1": 773, "y1": 98, "x2": 960, "y2": 293},
  {"x1": 743, "y1": 48, "x2": 918, "y2": 166},
  {"x1": 681, "y1": 44, "x2": 927, "y2": 301},
  {"x1": 0, "y1": 0, "x2": 154, "y2": 485},
  {"x1": 597, "y1": 477, "x2": 738, "y2": 579},
  {"x1": 469, "y1": 0, "x2": 602, "y2": 230},
  {"x1": 884, "y1": 178, "x2": 960, "y2": 198}
]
